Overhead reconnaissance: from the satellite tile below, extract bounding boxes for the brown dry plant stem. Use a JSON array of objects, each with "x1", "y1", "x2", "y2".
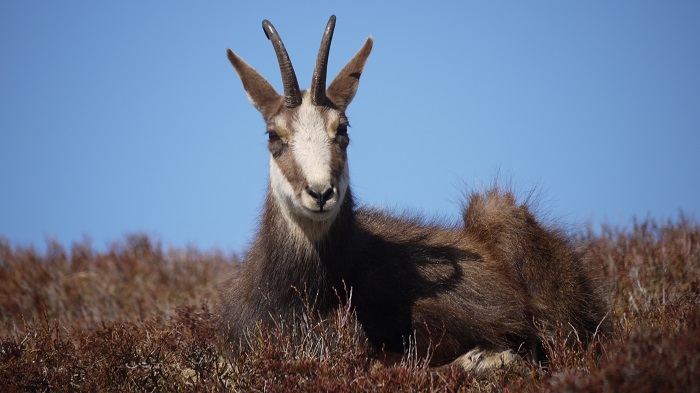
[{"x1": 1, "y1": 215, "x2": 699, "y2": 392}]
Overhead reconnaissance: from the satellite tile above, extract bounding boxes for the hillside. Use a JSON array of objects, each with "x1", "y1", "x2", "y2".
[{"x1": 1, "y1": 217, "x2": 698, "y2": 392}]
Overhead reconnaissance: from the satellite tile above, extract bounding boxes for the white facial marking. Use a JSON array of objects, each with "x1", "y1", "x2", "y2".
[
  {"x1": 269, "y1": 157, "x2": 296, "y2": 217},
  {"x1": 271, "y1": 116, "x2": 289, "y2": 140},
  {"x1": 269, "y1": 157, "x2": 315, "y2": 239},
  {"x1": 291, "y1": 93, "x2": 332, "y2": 191},
  {"x1": 267, "y1": 91, "x2": 350, "y2": 241},
  {"x1": 270, "y1": 156, "x2": 337, "y2": 242}
]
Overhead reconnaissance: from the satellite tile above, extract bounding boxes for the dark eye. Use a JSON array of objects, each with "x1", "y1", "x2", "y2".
[
  {"x1": 335, "y1": 123, "x2": 350, "y2": 148},
  {"x1": 267, "y1": 130, "x2": 281, "y2": 143},
  {"x1": 336, "y1": 124, "x2": 348, "y2": 136}
]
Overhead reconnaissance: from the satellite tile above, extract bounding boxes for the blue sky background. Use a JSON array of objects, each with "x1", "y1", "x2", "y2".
[{"x1": 2, "y1": 1, "x2": 699, "y2": 253}]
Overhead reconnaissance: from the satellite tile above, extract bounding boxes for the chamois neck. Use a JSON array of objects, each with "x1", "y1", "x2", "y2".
[{"x1": 249, "y1": 186, "x2": 356, "y2": 308}]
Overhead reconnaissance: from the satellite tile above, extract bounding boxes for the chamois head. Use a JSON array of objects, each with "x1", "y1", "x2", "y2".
[{"x1": 227, "y1": 16, "x2": 372, "y2": 239}]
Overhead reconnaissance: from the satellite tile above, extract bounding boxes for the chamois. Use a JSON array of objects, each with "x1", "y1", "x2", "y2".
[{"x1": 219, "y1": 15, "x2": 611, "y2": 373}]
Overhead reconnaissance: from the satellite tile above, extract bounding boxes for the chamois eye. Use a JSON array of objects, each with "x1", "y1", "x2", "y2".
[
  {"x1": 268, "y1": 130, "x2": 281, "y2": 143},
  {"x1": 336, "y1": 124, "x2": 348, "y2": 136}
]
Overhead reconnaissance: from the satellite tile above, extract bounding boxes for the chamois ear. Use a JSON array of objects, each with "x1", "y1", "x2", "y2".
[
  {"x1": 227, "y1": 49, "x2": 284, "y2": 120},
  {"x1": 327, "y1": 37, "x2": 373, "y2": 111}
]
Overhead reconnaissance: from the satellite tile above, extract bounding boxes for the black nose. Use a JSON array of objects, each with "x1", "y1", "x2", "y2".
[{"x1": 307, "y1": 187, "x2": 335, "y2": 209}]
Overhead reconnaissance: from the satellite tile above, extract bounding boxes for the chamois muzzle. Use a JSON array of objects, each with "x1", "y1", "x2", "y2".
[
  {"x1": 307, "y1": 186, "x2": 336, "y2": 211},
  {"x1": 262, "y1": 19, "x2": 301, "y2": 108}
]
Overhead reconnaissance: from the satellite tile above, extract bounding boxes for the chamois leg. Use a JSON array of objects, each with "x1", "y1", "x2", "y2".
[{"x1": 440, "y1": 347, "x2": 518, "y2": 375}]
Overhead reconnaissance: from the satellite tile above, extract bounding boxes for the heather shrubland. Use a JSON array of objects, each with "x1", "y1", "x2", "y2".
[{"x1": 1, "y1": 216, "x2": 699, "y2": 392}]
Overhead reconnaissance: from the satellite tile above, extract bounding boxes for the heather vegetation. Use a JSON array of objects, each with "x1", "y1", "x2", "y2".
[{"x1": 1, "y1": 216, "x2": 699, "y2": 392}]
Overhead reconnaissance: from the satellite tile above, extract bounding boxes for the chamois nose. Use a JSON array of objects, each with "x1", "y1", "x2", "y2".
[{"x1": 306, "y1": 187, "x2": 335, "y2": 208}]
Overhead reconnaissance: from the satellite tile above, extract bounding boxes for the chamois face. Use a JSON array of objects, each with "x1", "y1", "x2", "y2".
[
  {"x1": 227, "y1": 16, "x2": 372, "y2": 238},
  {"x1": 266, "y1": 91, "x2": 350, "y2": 223}
]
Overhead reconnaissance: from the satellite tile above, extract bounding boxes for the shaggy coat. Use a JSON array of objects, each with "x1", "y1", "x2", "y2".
[
  {"x1": 220, "y1": 187, "x2": 610, "y2": 365},
  {"x1": 219, "y1": 16, "x2": 611, "y2": 369}
]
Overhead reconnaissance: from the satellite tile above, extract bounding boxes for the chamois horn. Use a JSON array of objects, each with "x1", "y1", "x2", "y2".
[
  {"x1": 262, "y1": 19, "x2": 301, "y2": 108},
  {"x1": 311, "y1": 15, "x2": 336, "y2": 106}
]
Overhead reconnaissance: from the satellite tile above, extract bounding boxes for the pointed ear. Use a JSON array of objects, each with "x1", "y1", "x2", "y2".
[
  {"x1": 227, "y1": 49, "x2": 284, "y2": 119},
  {"x1": 327, "y1": 37, "x2": 373, "y2": 111}
]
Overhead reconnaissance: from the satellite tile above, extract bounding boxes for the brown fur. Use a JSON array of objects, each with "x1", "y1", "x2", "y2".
[
  {"x1": 219, "y1": 16, "x2": 611, "y2": 371},
  {"x1": 220, "y1": 187, "x2": 611, "y2": 366}
]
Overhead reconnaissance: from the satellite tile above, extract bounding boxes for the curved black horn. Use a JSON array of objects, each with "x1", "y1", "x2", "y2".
[
  {"x1": 262, "y1": 19, "x2": 301, "y2": 108},
  {"x1": 311, "y1": 15, "x2": 336, "y2": 106}
]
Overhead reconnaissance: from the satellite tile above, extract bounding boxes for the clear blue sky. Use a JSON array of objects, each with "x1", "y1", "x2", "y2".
[{"x1": 2, "y1": 1, "x2": 699, "y2": 253}]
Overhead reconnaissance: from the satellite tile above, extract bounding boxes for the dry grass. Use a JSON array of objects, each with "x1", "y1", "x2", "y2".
[{"x1": 1, "y1": 216, "x2": 699, "y2": 392}]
